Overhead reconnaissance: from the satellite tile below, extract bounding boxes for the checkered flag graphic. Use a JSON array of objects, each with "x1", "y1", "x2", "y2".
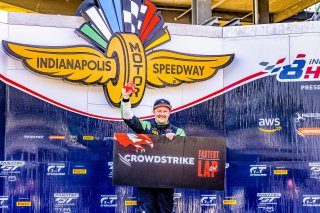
[{"x1": 123, "y1": 0, "x2": 147, "y2": 34}]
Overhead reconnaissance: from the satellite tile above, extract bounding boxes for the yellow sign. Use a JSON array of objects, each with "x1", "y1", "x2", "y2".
[
  {"x1": 83, "y1": 136, "x2": 94, "y2": 140},
  {"x1": 16, "y1": 201, "x2": 31, "y2": 206},
  {"x1": 3, "y1": 34, "x2": 233, "y2": 107},
  {"x1": 73, "y1": 169, "x2": 87, "y2": 174},
  {"x1": 274, "y1": 170, "x2": 288, "y2": 175},
  {"x1": 125, "y1": 200, "x2": 137, "y2": 206},
  {"x1": 223, "y1": 200, "x2": 236, "y2": 205}
]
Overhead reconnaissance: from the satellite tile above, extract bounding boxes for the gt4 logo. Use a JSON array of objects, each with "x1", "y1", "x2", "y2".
[
  {"x1": 54, "y1": 193, "x2": 79, "y2": 206},
  {"x1": 257, "y1": 193, "x2": 281, "y2": 204},
  {"x1": 0, "y1": 165, "x2": 19, "y2": 171},
  {"x1": 55, "y1": 198, "x2": 75, "y2": 204},
  {"x1": 258, "y1": 197, "x2": 278, "y2": 203},
  {"x1": 200, "y1": 195, "x2": 216, "y2": 206},
  {"x1": 0, "y1": 161, "x2": 25, "y2": 174},
  {"x1": 250, "y1": 165, "x2": 268, "y2": 176}
]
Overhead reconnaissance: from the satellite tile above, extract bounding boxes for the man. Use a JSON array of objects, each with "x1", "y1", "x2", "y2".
[{"x1": 121, "y1": 88, "x2": 185, "y2": 213}]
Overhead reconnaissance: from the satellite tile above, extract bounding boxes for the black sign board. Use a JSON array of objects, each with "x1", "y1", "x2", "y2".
[{"x1": 113, "y1": 134, "x2": 226, "y2": 190}]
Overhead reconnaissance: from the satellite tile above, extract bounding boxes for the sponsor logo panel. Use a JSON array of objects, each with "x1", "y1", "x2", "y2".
[
  {"x1": 108, "y1": 162, "x2": 113, "y2": 178},
  {"x1": 262, "y1": 54, "x2": 320, "y2": 82},
  {"x1": 0, "y1": 196, "x2": 8, "y2": 208},
  {"x1": 273, "y1": 169, "x2": 288, "y2": 175},
  {"x1": 82, "y1": 136, "x2": 94, "y2": 140},
  {"x1": 303, "y1": 195, "x2": 320, "y2": 206},
  {"x1": 16, "y1": 201, "x2": 31, "y2": 206},
  {"x1": 257, "y1": 193, "x2": 281, "y2": 212},
  {"x1": 49, "y1": 136, "x2": 66, "y2": 140},
  {"x1": 54, "y1": 193, "x2": 79, "y2": 208},
  {"x1": 223, "y1": 200, "x2": 237, "y2": 205},
  {"x1": 258, "y1": 118, "x2": 281, "y2": 133},
  {"x1": 0, "y1": 161, "x2": 25, "y2": 176},
  {"x1": 200, "y1": 195, "x2": 217, "y2": 207},
  {"x1": 100, "y1": 195, "x2": 117, "y2": 207},
  {"x1": 47, "y1": 163, "x2": 66, "y2": 176},
  {"x1": 309, "y1": 162, "x2": 320, "y2": 180},
  {"x1": 250, "y1": 165, "x2": 268, "y2": 177}
]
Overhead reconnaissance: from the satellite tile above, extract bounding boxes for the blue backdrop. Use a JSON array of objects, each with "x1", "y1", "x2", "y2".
[{"x1": 1, "y1": 75, "x2": 320, "y2": 212}]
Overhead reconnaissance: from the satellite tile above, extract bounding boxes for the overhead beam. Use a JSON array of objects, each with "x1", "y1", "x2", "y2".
[
  {"x1": 192, "y1": 0, "x2": 212, "y2": 24},
  {"x1": 272, "y1": 0, "x2": 320, "y2": 22},
  {"x1": 253, "y1": 0, "x2": 269, "y2": 24}
]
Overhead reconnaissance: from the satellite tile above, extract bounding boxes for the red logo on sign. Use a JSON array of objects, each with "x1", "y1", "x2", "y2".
[{"x1": 114, "y1": 133, "x2": 153, "y2": 152}]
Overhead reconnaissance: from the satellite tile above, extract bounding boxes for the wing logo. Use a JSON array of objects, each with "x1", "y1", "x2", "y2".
[
  {"x1": 2, "y1": 0, "x2": 234, "y2": 107},
  {"x1": 114, "y1": 133, "x2": 153, "y2": 152}
]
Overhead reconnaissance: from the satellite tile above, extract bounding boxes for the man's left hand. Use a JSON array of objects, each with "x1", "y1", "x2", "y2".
[{"x1": 165, "y1": 133, "x2": 175, "y2": 140}]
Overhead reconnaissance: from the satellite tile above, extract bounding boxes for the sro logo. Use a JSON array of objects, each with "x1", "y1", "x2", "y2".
[
  {"x1": 47, "y1": 164, "x2": 66, "y2": 175},
  {"x1": 0, "y1": 196, "x2": 8, "y2": 208},
  {"x1": 100, "y1": 195, "x2": 117, "y2": 207},
  {"x1": 47, "y1": 165, "x2": 65, "y2": 173},
  {"x1": 250, "y1": 165, "x2": 268, "y2": 176},
  {"x1": 303, "y1": 195, "x2": 320, "y2": 206},
  {"x1": 200, "y1": 195, "x2": 216, "y2": 206}
]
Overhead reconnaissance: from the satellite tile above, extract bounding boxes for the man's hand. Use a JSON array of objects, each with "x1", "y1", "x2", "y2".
[
  {"x1": 122, "y1": 82, "x2": 135, "y2": 100},
  {"x1": 122, "y1": 88, "x2": 132, "y2": 100},
  {"x1": 165, "y1": 133, "x2": 175, "y2": 140}
]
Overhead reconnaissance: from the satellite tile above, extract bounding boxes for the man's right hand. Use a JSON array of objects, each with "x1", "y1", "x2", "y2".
[{"x1": 122, "y1": 84, "x2": 132, "y2": 100}]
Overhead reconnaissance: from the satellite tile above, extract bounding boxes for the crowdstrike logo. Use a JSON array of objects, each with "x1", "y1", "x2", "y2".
[
  {"x1": 118, "y1": 154, "x2": 194, "y2": 167},
  {"x1": 297, "y1": 127, "x2": 320, "y2": 136}
]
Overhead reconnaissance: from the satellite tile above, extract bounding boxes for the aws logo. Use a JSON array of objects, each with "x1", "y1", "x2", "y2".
[
  {"x1": 2, "y1": 0, "x2": 234, "y2": 108},
  {"x1": 258, "y1": 118, "x2": 281, "y2": 133}
]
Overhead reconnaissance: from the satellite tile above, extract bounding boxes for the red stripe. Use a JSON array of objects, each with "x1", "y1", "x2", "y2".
[
  {"x1": 140, "y1": 0, "x2": 156, "y2": 37},
  {"x1": 0, "y1": 74, "x2": 122, "y2": 121},
  {"x1": 297, "y1": 54, "x2": 306, "y2": 58},
  {"x1": 170, "y1": 71, "x2": 267, "y2": 113},
  {"x1": 0, "y1": 71, "x2": 267, "y2": 121},
  {"x1": 140, "y1": 15, "x2": 160, "y2": 42}
]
